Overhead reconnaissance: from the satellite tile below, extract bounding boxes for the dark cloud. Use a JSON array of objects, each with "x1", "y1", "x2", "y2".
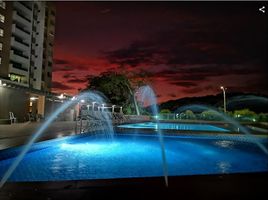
[
  {"x1": 53, "y1": 64, "x2": 90, "y2": 72},
  {"x1": 53, "y1": 57, "x2": 91, "y2": 72},
  {"x1": 136, "y1": 64, "x2": 262, "y2": 88},
  {"x1": 53, "y1": 65, "x2": 74, "y2": 72},
  {"x1": 168, "y1": 93, "x2": 177, "y2": 98},
  {"x1": 63, "y1": 73, "x2": 77, "y2": 79},
  {"x1": 65, "y1": 74, "x2": 96, "y2": 84},
  {"x1": 182, "y1": 87, "x2": 204, "y2": 94},
  {"x1": 105, "y1": 42, "x2": 159, "y2": 67},
  {"x1": 54, "y1": 59, "x2": 70, "y2": 65},
  {"x1": 228, "y1": 78, "x2": 268, "y2": 93},
  {"x1": 170, "y1": 81, "x2": 198, "y2": 88},
  {"x1": 105, "y1": 11, "x2": 267, "y2": 68},
  {"x1": 53, "y1": 1, "x2": 268, "y2": 100},
  {"x1": 52, "y1": 81, "x2": 74, "y2": 90},
  {"x1": 67, "y1": 78, "x2": 87, "y2": 83}
]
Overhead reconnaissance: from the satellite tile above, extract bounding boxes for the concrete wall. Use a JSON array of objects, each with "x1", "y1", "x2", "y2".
[
  {"x1": 0, "y1": 86, "x2": 29, "y2": 121},
  {"x1": 0, "y1": 86, "x2": 76, "y2": 122}
]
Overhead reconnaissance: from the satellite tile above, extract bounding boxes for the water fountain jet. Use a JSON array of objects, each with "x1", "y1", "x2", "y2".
[
  {"x1": 137, "y1": 85, "x2": 169, "y2": 187},
  {"x1": 175, "y1": 104, "x2": 268, "y2": 155},
  {"x1": 0, "y1": 91, "x2": 113, "y2": 188}
]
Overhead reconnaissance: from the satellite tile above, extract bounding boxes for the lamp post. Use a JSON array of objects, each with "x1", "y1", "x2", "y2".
[{"x1": 220, "y1": 86, "x2": 227, "y2": 113}]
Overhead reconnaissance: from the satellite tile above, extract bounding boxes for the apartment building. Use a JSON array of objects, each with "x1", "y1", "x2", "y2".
[
  {"x1": 0, "y1": 1, "x2": 56, "y2": 122},
  {"x1": 0, "y1": 1, "x2": 55, "y2": 91}
]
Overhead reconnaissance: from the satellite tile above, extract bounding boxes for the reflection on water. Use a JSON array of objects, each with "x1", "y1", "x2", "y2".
[
  {"x1": 215, "y1": 140, "x2": 235, "y2": 148},
  {"x1": 118, "y1": 122, "x2": 229, "y2": 132},
  {"x1": 0, "y1": 135, "x2": 267, "y2": 182},
  {"x1": 217, "y1": 161, "x2": 231, "y2": 173}
]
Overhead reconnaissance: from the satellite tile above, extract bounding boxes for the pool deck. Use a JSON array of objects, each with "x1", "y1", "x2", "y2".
[
  {"x1": 0, "y1": 121, "x2": 77, "y2": 150},
  {"x1": 0, "y1": 172, "x2": 267, "y2": 200}
]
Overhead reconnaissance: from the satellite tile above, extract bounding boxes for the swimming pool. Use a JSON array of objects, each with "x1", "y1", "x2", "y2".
[
  {"x1": 118, "y1": 122, "x2": 229, "y2": 132},
  {"x1": 0, "y1": 134, "x2": 267, "y2": 182}
]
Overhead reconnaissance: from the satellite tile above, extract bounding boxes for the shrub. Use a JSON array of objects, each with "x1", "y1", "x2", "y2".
[{"x1": 184, "y1": 110, "x2": 196, "y2": 120}]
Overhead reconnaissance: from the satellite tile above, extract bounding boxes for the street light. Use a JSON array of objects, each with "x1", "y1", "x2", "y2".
[{"x1": 220, "y1": 86, "x2": 227, "y2": 113}]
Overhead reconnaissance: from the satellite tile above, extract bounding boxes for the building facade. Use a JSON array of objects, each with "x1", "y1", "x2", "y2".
[
  {"x1": 0, "y1": 1, "x2": 55, "y2": 91},
  {"x1": 0, "y1": 1, "x2": 56, "y2": 122}
]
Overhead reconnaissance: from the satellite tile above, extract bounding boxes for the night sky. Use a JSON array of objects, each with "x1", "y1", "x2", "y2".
[{"x1": 52, "y1": 2, "x2": 268, "y2": 103}]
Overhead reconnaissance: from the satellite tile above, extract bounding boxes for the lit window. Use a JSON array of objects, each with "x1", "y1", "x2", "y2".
[
  {"x1": 0, "y1": 42, "x2": 2, "y2": 51},
  {"x1": 0, "y1": 1, "x2": 6, "y2": 9},
  {"x1": 0, "y1": 14, "x2": 4, "y2": 23},
  {"x1": 0, "y1": 28, "x2": 3, "y2": 36}
]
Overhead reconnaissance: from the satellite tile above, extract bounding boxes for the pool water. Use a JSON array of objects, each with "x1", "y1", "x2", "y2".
[
  {"x1": 118, "y1": 122, "x2": 229, "y2": 132},
  {"x1": 0, "y1": 134, "x2": 267, "y2": 182}
]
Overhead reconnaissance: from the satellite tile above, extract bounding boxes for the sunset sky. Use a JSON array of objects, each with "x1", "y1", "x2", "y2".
[{"x1": 52, "y1": 1, "x2": 268, "y2": 103}]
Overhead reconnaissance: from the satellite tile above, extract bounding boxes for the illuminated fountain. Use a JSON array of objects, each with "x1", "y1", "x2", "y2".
[
  {"x1": 0, "y1": 91, "x2": 114, "y2": 188},
  {"x1": 136, "y1": 85, "x2": 169, "y2": 186},
  {"x1": 0, "y1": 86, "x2": 170, "y2": 188},
  {"x1": 175, "y1": 104, "x2": 268, "y2": 155},
  {"x1": 0, "y1": 88, "x2": 267, "y2": 188}
]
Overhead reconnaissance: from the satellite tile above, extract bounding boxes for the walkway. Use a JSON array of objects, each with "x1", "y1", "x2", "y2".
[{"x1": 0, "y1": 121, "x2": 76, "y2": 150}]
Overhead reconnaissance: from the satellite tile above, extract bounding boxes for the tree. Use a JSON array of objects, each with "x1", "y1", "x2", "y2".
[
  {"x1": 86, "y1": 72, "x2": 139, "y2": 115},
  {"x1": 160, "y1": 109, "x2": 171, "y2": 114}
]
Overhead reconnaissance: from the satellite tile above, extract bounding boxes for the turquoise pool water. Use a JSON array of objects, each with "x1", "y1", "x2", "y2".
[
  {"x1": 0, "y1": 134, "x2": 267, "y2": 182},
  {"x1": 118, "y1": 122, "x2": 229, "y2": 132}
]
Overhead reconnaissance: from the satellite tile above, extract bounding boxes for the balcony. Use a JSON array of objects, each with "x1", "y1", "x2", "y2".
[
  {"x1": 9, "y1": 63, "x2": 29, "y2": 77},
  {"x1": 19, "y1": 1, "x2": 32, "y2": 11},
  {"x1": 13, "y1": 10, "x2": 31, "y2": 28},
  {"x1": 11, "y1": 36, "x2": 30, "y2": 53},
  {"x1": 13, "y1": 1, "x2": 32, "y2": 15},
  {"x1": 8, "y1": 68, "x2": 29, "y2": 86},
  {"x1": 10, "y1": 50, "x2": 29, "y2": 67},
  {"x1": 10, "y1": 48, "x2": 29, "y2": 59},
  {"x1": 11, "y1": 24, "x2": 30, "y2": 40},
  {"x1": 15, "y1": 24, "x2": 30, "y2": 34}
]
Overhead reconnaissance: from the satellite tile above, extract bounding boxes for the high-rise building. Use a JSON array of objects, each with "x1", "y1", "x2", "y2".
[
  {"x1": 0, "y1": 1, "x2": 56, "y2": 121},
  {"x1": 0, "y1": 1, "x2": 55, "y2": 92}
]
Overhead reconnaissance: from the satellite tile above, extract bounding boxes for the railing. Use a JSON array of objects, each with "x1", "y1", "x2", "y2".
[
  {"x1": 19, "y1": 1, "x2": 32, "y2": 11},
  {"x1": 15, "y1": 24, "x2": 30, "y2": 35},
  {"x1": 12, "y1": 48, "x2": 29, "y2": 59},
  {"x1": 75, "y1": 109, "x2": 126, "y2": 134},
  {"x1": 16, "y1": 11, "x2": 31, "y2": 23},
  {"x1": 10, "y1": 61, "x2": 28, "y2": 72}
]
